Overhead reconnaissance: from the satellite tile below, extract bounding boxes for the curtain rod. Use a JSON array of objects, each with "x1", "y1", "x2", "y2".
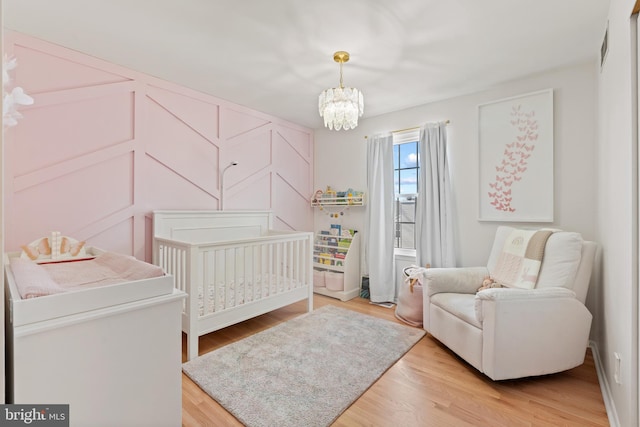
[{"x1": 364, "y1": 119, "x2": 450, "y2": 139}]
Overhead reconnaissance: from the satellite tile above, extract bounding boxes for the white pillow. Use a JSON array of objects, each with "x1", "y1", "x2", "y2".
[{"x1": 536, "y1": 231, "x2": 583, "y2": 289}]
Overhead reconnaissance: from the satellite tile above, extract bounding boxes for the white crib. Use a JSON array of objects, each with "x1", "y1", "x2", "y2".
[{"x1": 152, "y1": 210, "x2": 314, "y2": 360}]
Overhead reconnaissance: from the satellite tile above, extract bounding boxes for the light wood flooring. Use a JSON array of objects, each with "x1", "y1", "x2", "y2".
[{"x1": 182, "y1": 295, "x2": 609, "y2": 427}]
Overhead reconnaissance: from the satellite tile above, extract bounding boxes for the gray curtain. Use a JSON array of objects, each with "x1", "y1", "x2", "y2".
[
  {"x1": 416, "y1": 122, "x2": 456, "y2": 267},
  {"x1": 365, "y1": 133, "x2": 395, "y2": 302}
]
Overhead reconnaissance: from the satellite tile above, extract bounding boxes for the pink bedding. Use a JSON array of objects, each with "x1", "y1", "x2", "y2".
[
  {"x1": 8, "y1": 257, "x2": 66, "y2": 299},
  {"x1": 9, "y1": 252, "x2": 165, "y2": 299}
]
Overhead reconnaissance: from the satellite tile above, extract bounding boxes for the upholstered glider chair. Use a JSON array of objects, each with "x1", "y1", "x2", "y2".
[{"x1": 422, "y1": 226, "x2": 597, "y2": 381}]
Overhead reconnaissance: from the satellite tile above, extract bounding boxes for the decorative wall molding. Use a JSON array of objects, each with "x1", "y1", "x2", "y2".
[{"x1": 3, "y1": 31, "x2": 314, "y2": 260}]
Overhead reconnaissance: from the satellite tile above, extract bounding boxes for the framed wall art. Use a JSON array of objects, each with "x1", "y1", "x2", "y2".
[{"x1": 478, "y1": 89, "x2": 554, "y2": 222}]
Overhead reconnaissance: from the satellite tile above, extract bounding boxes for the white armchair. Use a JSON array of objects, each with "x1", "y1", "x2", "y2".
[{"x1": 422, "y1": 226, "x2": 597, "y2": 380}]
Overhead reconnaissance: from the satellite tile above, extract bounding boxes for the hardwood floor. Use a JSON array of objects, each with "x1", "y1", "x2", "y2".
[{"x1": 182, "y1": 295, "x2": 609, "y2": 427}]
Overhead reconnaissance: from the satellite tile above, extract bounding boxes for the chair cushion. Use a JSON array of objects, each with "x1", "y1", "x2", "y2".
[
  {"x1": 487, "y1": 226, "x2": 583, "y2": 290},
  {"x1": 536, "y1": 231, "x2": 583, "y2": 289},
  {"x1": 430, "y1": 293, "x2": 481, "y2": 328}
]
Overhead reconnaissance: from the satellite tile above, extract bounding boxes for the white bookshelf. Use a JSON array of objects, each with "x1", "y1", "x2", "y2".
[{"x1": 312, "y1": 231, "x2": 360, "y2": 301}]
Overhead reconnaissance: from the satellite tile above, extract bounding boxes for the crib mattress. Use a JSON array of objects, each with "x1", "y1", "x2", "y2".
[
  {"x1": 197, "y1": 274, "x2": 304, "y2": 316},
  {"x1": 5, "y1": 247, "x2": 174, "y2": 327}
]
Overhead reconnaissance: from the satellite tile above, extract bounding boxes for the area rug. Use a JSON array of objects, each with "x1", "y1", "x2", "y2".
[{"x1": 182, "y1": 305, "x2": 426, "y2": 427}]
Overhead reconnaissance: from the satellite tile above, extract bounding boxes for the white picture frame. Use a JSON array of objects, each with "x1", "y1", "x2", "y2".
[{"x1": 478, "y1": 89, "x2": 554, "y2": 222}]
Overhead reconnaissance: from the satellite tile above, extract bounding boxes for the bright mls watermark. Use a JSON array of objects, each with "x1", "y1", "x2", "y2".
[{"x1": 0, "y1": 405, "x2": 68, "y2": 426}]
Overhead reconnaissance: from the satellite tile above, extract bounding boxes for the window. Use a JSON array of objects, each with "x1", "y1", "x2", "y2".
[{"x1": 393, "y1": 130, "x2": 420, "y2": 249}]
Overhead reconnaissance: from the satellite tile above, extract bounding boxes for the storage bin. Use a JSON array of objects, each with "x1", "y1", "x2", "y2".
[
  {"x1": 395, "y1": 265, "x2": 426, "y2": 327},
  {"x1": 325, "y1": 271, "x2": 344, "y2": 291},
  {"x1": 313, "y1": 269, "x2": 326, "y2": 288}
]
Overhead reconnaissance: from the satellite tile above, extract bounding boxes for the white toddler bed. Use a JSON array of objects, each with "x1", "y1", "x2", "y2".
[{"x1": 152, "y1": 210, "x2": 314, "y2": 360}]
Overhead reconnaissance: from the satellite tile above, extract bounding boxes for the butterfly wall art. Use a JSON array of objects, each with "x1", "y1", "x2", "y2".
[{"x1": 478, "y1": 89, "x2": 554, "y2": 222}]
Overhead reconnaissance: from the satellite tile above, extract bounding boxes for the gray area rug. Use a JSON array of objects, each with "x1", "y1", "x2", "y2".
[{"x1": 182, "y1": 305, "x2": 425, "y2": 427}]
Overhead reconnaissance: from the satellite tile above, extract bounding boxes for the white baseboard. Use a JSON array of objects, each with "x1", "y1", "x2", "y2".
[{"x1": 590, "y1": 340, "x2": 621, "y2": 427}]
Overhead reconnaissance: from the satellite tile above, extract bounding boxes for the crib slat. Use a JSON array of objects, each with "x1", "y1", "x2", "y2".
[
  {"x1": 252, "y1": 243, "x2": 257, "y2": 300},
  {"x1": 204, "y1": 249, "x2": 209, "y2": 312},
  {"x1": 261, "y1": 243, "x2": 267, "y2": 298},
  {"x1": 286, "y1": 240, "x2": 292, "y2": 291},
  {"x1": 295, "y1": 239, "x2": 300, "y2": 287}
]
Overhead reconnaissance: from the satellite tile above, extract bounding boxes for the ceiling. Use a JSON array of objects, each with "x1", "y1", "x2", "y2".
[{"x1": 3, "y1": 0, "x2": 609, "y2": 130}]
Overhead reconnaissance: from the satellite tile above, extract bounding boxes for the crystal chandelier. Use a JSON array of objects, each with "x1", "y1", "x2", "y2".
[{"x1": 318, "y1": 51, "x2": 364, "y2": 131}]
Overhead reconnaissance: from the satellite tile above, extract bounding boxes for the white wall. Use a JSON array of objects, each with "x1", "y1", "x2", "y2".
[
  {"x1": 315, "y1": 60, "x2": 598, "y2": 265},
  {"x1": 597, "y1": 1, "x2": 638, "y2": 426}
]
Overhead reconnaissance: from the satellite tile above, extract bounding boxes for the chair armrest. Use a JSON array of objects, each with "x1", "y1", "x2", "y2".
[
  {"x1": 478, "y1": 287, "x2": 592, "y2": 380},
  {"x1": 476, "y1": 286, "x2": 576, "y2": 302},
  {"x1": 423, "y1": 266, "x2": 489, "y2": 296},
  {"x1": 475, "y1": 287, "x2": 576, "y2": 323}
]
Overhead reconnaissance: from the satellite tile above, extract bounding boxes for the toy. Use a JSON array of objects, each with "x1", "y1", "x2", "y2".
[
  {"x1": 21, "y1": 232, "x2": 88, "y2": 263},
  {"x1": 311, "y1": 189, "x2": 323, "y2": 204},
  {"x1": 477, "y1": 276, "x2": 503, "y2": 292}
]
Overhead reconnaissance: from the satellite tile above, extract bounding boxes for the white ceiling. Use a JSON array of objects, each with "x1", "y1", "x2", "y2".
[{"x1": 3, "y1": 0, "x2": 609, "y2": 129}]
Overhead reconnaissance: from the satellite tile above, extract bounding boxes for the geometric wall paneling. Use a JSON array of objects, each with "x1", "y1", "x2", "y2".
[
  {"x1": 144, "y1": 155, "x2": 219, "y2": 210},
  {"x1": 221, "y1": 126, "x2": 272, "y2": 190},
  {"x1": 7, "y1": 153, "x2": 134, "y2": 250},
  {"x1": 272, "y1": 131, "x2": 311, "y2": 198},
  {"x1": 11, "y1": 139, "x2": 135, "y2": 196},
  {"x1": 273, "y1": 174, "x2": 313, "y2": 231},
  {"x1": 223, "y1": 172, "x2": 272, "y2": 211},
  {"x1": 10, "y1": 88, "x2": 135, "y2": 177},
  {"x1": 79, "y1": 216, "x2": 135, "y2": 258},
  {"x1": 274, "y1": 214, "x2": 311, "y2": 232},
  {"x1": 273, "y1": 216, "x2": 290, "y2": 231},
  {"x1": 146, "y1": 98, "x2": 219, "y2": 196},
  {"x1": 146, "y1": 85, "x2": 220, "y2": 140},
  {"x1": 72, "y1": 207, "x2": 139, "y2": 254},
  {"x1": 9, "y1": 36, "x2": 131, "y2": 94},
  {"x1": 4, "y1": 31, "x2": 314, "y2": 258},
  {"x1": 220, "y1": 106, "x2": 272, "y2": 140},
  {"x1": 276, "y1": 125, "x2": 313, "y2": 160}
]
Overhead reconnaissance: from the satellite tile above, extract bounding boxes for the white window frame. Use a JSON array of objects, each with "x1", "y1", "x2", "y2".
[{"x1": 393, "y1": 129, "x2": 420, "y2": 253}]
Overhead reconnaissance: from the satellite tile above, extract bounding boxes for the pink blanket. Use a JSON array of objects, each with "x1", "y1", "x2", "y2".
[
  {"x1": 9, "y1": 257, "x2": 66, "y2": 299},
  {"x1": 491, "y1": 229, "x2": 553, "y2": 289},
  {"x1": 10, "y1": 252, "x2": 165, "y2": 299}
]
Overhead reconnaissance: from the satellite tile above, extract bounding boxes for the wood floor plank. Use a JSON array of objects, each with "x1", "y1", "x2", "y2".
[{"x1": 182, "y1": 295, "x2": 609, "y2": 427}]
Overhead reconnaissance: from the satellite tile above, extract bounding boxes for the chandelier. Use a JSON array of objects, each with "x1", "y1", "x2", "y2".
[{"x1": 318, "y1": 51, "x2": 364, "y2": 131}]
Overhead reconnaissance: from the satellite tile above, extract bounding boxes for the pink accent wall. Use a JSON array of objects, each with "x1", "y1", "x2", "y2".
[{"x1": 4, "y1": 31, "x2": 314, "y2": 261}]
